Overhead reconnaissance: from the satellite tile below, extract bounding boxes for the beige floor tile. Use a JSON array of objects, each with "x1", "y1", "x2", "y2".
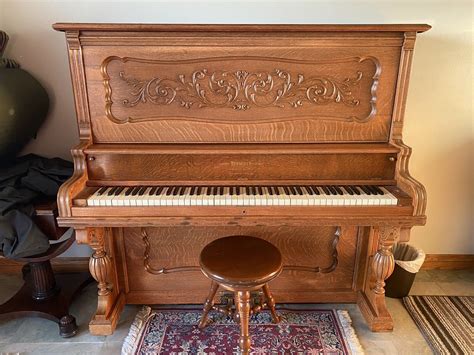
[
  {"x1": 409, "y1": 281, "x2": 445, "y2": 295},
  {"x1": 0, "y1": 341, "x2": 104, "y2": 354},
  {"x1": 437, "y1": 281, "x2": 474, "y2": 296}
]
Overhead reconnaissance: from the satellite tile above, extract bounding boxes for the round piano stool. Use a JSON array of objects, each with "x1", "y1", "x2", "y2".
[{"x1": 198, "y1": 235, "x2": 283, "y2": 354}]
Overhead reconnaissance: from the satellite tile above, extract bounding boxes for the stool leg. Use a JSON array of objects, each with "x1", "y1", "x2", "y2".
[
  {"x1": 236, "y1": 291, "x2": 251, "y2": 354},
  {"x1": 263, "y1": 284, "x2": 280, "y2": 323},
  {"x1": 198, "y1": 281, "x2": 219, "y2": 329}
]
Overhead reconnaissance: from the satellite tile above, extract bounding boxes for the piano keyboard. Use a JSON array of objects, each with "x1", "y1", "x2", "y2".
[{"x1": 87, "y1": 185, "x2": 398, "y2": 207}]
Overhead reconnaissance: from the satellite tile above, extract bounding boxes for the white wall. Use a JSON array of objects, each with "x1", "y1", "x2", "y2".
[{"x1": 1, "y1": 0, "x2": 472, "y2": 255}]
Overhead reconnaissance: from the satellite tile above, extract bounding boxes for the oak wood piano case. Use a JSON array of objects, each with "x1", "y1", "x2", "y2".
[{"x1": 53, "y1": 23, "x2": 430, "y2": 335}]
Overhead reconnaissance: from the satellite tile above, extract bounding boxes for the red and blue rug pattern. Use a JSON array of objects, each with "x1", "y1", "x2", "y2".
[{"x1": 122, "y1": 306, "x2": 363, "y2": 354}]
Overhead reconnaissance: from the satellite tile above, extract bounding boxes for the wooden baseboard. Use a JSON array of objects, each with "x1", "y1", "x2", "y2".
[
  {"x1": 0, "y1": 257, "x2": 89, "y2": 274},
  {"x1": 421, "y1": 254, "x2": 474, "y2": 270},
  {"x1": 1, "y1": 254, "x2": 472, "y2": 275}
]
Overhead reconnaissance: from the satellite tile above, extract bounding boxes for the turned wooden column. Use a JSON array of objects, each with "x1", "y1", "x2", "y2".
[
  {"x1": 29, "y1": 261, "x2": 58, "y2": 300},
  {"x1": 371, "y1": 226, "x2": 397, "y2": 295},
  {"x1": 236, "y1": 291, "x2": 251, "y2": 355},
  {"x1": 88, "y1": 228, "x2": 112, "y2": 298},
  {"x1": 76, "y1": 227, "x2": 124, "y2": 335}
]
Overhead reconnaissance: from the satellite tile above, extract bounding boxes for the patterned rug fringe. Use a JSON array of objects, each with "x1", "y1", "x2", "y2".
[
  {"x1": 122, "y1": 306, "x2": 363, "y2": 354},
  {"x1": 122, "y1": 305, "x2": 153, "y2": 355},
  {"x1": 337, "y1": 310, "x2": 365, "y2": 355}
]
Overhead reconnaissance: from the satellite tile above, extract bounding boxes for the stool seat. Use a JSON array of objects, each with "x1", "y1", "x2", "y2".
[
  {"x1": 198, "y1": 235, "x2": 283, "y2": 354},
  {"x1": 199, "y1": 236, "x2": 283, "y2": 287}
]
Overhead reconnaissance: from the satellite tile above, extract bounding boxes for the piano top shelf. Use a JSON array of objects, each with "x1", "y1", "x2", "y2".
[
  {"x1": 84, "y1": 143, "x2": 400, "y2": 155},
  {"x1": 53, "y1": 23, "x2": 431, "y2": 33}
]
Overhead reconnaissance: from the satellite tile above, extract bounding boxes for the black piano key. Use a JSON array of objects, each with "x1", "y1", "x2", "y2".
[
  {"x1": 138, "y1": 186, "x2": 147, "y2": 196},
  {"x1": 373, "y1": 186, "x2": 385, "y2": 195},
  {"x1": 124, "y1": 187, "x2": 133, "y2": 196},
  {"x1": 107, "y1": 186, "x2": 118, "y2": 196},
  {"x1": 327, "y1": 186, "x2": 337, "y2": 195},
  {"x1": 304, "y1": 186, "x2": 313, "y2": 195},
  {"x1": 177, "y1": 186, "x2": 186, "y2": 195},
  {"x1": 166, "y1": 187, "x2": 174, "y2": 196},
  {"x1": 366, "y1": 185, "x2": 378, "y2": 195},
  {"x1": 359, "y1": 185, "x2": 372, "y2": 195},
  {"x1": 350, "y1": 185, "x2": 361, "y2": 195},
  {"x1": 295, "y1": 186, "x2": 304, "y2": 195},
  {"x1": 97, "y1": 186, "x2": 108, "y2": 195},
  {"x1": 236, "y1": 187, "x2": 241, "y2": 196},
  {"x1": 196, "y1": 186, "x2": 203, "y2": 195},
  {"x1": 344, "y1": 186, "x2": 354, "y2": 195},
  {"x1": 310, "y1": 186, "x2": 321, "y2": 195},
  {"x1": 190, "y1": 186, "x2": 196, "y2": 195},
  {"x1": 131, "y1": 186, "x2": 141, "y2": 196},
  {"x1": 155, "y1": 186, "x2": 164, "y2": 195},
  {"x1": 205, "y1": 187, "x2": 211, "y2": 196},
  {"x1": 283, "y1": 186, "x2": 291, "y2": 195},
  {"x1": 257, "y1": 186, "x2": 263, "y2": 195},
  {"x1": 321, "y1": 186, "x2": 331, "y2": 195},
  {"x1": 333, "y1": 186, "x2": 344, "y2": 195},
  {"x1": 267, "y1": 187, "x2": 274, "y2": 196},
  {"x1": 115, "y1": 186, "x2": 125, "y2": 195},
  {"x1": 245, "y1": 186, "x2": 250, "y2": 195},
  {"x1": 219, "y1": 187, "x2": 224, "y2": 195}
]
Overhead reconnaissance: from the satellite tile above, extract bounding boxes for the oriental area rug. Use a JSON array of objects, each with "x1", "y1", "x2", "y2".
[
  {"x1": 121, "y1": 306, "x2": 364, "y2": 354},
  {"x1": 403, "y1": 296, "x2": 473, "y2": 355}
]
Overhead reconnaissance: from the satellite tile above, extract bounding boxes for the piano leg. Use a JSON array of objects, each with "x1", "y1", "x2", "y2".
[
  {"x1": 358, "y1": 226, "x2": 398, "y2": 332},
  {"x1": 76, "y1": 227, "x2": 125, "y2": 335}
]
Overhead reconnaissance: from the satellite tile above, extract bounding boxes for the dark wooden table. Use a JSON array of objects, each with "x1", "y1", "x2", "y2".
[{"x1": 0, "y1": 200, "x2": 92, "y2": 337}]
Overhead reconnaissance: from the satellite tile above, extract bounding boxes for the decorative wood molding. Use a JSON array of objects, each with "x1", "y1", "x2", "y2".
[
  {"x1": 392, "y1": 139, "x2": 427, "y2": 217},
  {"x1": 141, "y1": 228, "x2": 200, "y2": 274},
  {"x1": 65, "y1": 30, "x2": 91, "y2": 140},
  {"x1": 421, "y1": 254, "x2": 474, "y2": 270},
  {"x1": 57, "y1": 141, "x2": 89, "y2": 218},
  {"x1": 102, "y1": 56, "x2": 380, "y2": 124},
  {"x1": 391, "y1": 31, "x2": 417, "y2": 135},
  {"x1": 284, "y1": 226, "x2": 340, "y2": 273}
]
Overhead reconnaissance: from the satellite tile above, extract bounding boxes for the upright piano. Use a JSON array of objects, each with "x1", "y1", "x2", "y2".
[{"x1": 53, "y1": 23, "x2": 430, "y2": 335}]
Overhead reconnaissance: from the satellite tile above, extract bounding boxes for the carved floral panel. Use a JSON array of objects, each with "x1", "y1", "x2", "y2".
[{"x1": 102, "y1": 56, "x2": 380, "y2": 124}]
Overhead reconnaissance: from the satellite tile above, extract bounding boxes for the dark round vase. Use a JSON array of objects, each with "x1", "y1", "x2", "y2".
[{"x1": 0, "y1": 68, "x2": 49, "y2": 162}]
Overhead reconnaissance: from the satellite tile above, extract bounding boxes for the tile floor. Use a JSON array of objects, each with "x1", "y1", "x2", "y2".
[{"x1": 0, "y1": 269, "x2": 472, "y2": 354}]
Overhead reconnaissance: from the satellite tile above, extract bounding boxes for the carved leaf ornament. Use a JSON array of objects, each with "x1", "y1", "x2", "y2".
[
  {"x1": 102, "y1": 56, "x2": 380, "y2": 123},
  {"x1": 119, "y1": 68, "x2": 363, "y2": 112}
]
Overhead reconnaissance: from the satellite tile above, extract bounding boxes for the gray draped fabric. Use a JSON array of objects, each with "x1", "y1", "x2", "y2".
[{"x1": 0, "y1": 154, "x2": 72, "y2": 258}]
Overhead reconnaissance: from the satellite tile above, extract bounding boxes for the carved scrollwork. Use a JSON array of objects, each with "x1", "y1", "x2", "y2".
[
  {"x1": 119, "y1": 68, "x2": 363, "y2": 112},
  {"x1": 102, "y1": 56, "x2": 380, "y2": 124},
  {"x1": 141, "y1": 228, "x2": 199, "y2": 275},
  {"x1": 284, "y1": 226, "x2": 340, "y2": 273}
]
